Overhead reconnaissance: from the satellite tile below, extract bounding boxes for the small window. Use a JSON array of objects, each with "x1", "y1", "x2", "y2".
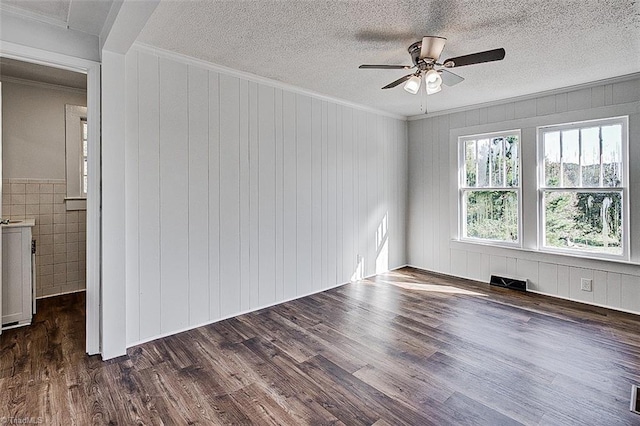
[
  {"x1": 459, "y1": 131, "x2": 521, "y2": 245},
  {"x1": 538, "y1": 117, "x2": 628, "y2": 259},
  {"x1": 65, "y1": 104, "x2": 88, "y2": 210},
  {"x1": 82, "y1": 119, "x2": 88, "y2": 195}
]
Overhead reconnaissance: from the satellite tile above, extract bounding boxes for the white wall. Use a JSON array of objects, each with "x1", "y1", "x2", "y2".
[
  {"x1": 123, "y1": 47, "x2": 408, "y2": 346},
  {"x1": 1, "y1": 80, "x2": 86, "y2": 179},
  {"x1": 408, "y1": 76, "x2": 640, "y2": 314},
  {"x1": 0, "y1": 13, "x2": 99, "y2": 62},
  {"x1": 1, "y1": 80, "x2": 88, "y2": 299}
]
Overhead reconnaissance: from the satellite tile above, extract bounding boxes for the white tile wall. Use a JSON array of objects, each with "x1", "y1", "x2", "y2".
[{"x1": 2, "y1": 178, "x2": 86, "y2": 297}]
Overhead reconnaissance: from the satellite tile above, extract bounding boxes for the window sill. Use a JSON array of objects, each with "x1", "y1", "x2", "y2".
[{"x1": 65, "y1": 197, "x2": 86, "y2": 211}]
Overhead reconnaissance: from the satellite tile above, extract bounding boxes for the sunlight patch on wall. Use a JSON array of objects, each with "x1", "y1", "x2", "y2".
[{"x1": 375, "y1": 213, "x2": 388, "y2": 274}]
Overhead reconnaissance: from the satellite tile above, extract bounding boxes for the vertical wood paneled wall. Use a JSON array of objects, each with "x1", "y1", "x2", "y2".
[
  {"x1": 408, "y1": 77, "x2": 640, "y2": 314},
  {"x1": 124, "y1": 48, "x2": 408, "y2": 345}
]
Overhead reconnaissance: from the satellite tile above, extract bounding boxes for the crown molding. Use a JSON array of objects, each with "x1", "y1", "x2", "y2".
[
  {"x1": 132, "y1": 42, "x2": 407, "y2": 121},
  {"x1": 0, "y1": 3, "x2": 69, "y2": 29},
  {"x1": 408, "y1": 72, "x2": 640, "y2": 121},
  {"x1": 0, "y1": 75, "x2": 86, "y2": 95}
]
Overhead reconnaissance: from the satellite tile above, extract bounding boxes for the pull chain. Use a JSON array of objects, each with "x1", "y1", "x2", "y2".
[{"x1": 421, "y1": 74, "x2": 428, "y2": 115}]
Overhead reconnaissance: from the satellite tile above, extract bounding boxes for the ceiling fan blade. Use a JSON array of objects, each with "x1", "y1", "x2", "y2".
[
  {"x1": 382, "y1": 73, "x2": 414, "y2": 89},
  {"x1": 440, "y1": 69, "x2": 464, "y2": 86},
  {"x1": 419, "y1": 36, "x2": 447, "y2": 60},
  {"x1": 443, "y1": 48, "x2": 505, "y2": 67},
  {"x1": 359, "y1": 64, "x2": 412, "y2": 69}
]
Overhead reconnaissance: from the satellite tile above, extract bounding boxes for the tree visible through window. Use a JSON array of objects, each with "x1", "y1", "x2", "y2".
[
  {"x1": 540, "y1": 117, "x2": 627, "y2": 257},
  {"x1": 459, "y1": 131, "x2": 520, "y2": 244}
]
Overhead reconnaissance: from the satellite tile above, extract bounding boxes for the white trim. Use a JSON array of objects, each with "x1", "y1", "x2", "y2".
[
  {"x1": 536, "y1": 116, "x2": 629, "y2": 262},
  {"x1": 448, "y1": 239, "x2": 640, "y2": 273},
  {"x1": 0, "y1": 3, "x2": 69, "y2": 30},
  {"x1": 457, "y1": 129, "x2": 523, "y2": 247},
  {"x1": 0, "y1": 75, "x2": 86, "y2": 95},
  {"x1": 65, "y1": 199, "x2": 87, "y2": 211},
  {"x1": 128, "y1": 263, "x2": 409, "y2": 348},
  {"x1": 0, "y1": 41, "x2": 94, "y2": 73},
  {"x1": 85, "y1": 56, "x2": 101, "y2": 357},
  {"x1": 132, "y1": 42, "x2": 407, "y2": 121},
  {"x1": 65, "y1": 104, "x2": 88, "y2": 201},
  {"x1": 0, "y1": 81, "x2": 3, "y2": 337},
  {"x1": 526, "y1": 289, "x2": 640, "y2": 316},
  {"x1": 0, "y1": 40, "x2": 102, "y2": 356},
  {"x1": 408, "y1": 72, "x2": 640, "y2": 121},
  {"x1": 448, "y1": 103, "x2": 640, "y2": 140},
  {"x1": 128, "y1": 280, "x2": 349, "y2": 348},
  {"x1": 405, "y1": 264, "x2": 640, "y2": 316}
]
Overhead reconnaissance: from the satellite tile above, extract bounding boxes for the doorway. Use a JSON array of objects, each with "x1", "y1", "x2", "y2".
[{"x1": 0, "y1": 43, "x2": 100, "y2": 355}]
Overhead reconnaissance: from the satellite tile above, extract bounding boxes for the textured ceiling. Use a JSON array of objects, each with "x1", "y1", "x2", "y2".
[
  {"x1": 0, "y1": 57, "x2": 87, "y2": 89},
  {"x1": 0, "y1": 0, "x2": 114, "y2": 36},
  {"x1": 138, "y1": 0, "x2": 640, "y2": 117}
]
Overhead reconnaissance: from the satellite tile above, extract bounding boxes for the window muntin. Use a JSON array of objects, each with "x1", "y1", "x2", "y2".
[
  {"x1": 459, "y1": 131, "x2": 521, "y2": 245},
  {"x1": 539, "y1": 117, "x2": 627, "y2": 258}
]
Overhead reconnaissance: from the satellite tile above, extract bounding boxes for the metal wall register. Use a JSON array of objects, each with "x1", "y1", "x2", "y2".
[{"x1": 632, "y1": 384, "x2": 640, "y2": 415}]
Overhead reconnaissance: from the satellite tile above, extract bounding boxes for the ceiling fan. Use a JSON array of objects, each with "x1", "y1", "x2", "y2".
[{"x1": 359, "y1": 36, "x2": 505, "y2": 95}]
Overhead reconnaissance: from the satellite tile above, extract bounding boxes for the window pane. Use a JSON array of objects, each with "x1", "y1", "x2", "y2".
[
  {"x1": 543, "y1": 191, "x2": 622, "y2": 255},
  {"x1": 465, "y1": 140, "x2": 476, "y2": 186},
  {"x1": 477, "y1": 139, "x2": 490, "y2": 187},
  {"x1": 490, "y1": 137, "x2": 504, "y2": 186},
  {"x1": 544, "y1": 131, "x2": 561, "y2": 187},
  {"x1": 562, "y1": 129, "x2": 579, "y2": 186},
  {"x1": 82, "y1": 121, "x2": 88, "y2": 140},
  {"x1": 505, "y1": 136, "x2": 519, "y2": 187},
  {"x1": 581, "y1": 127, "x2": 600, "y2": 187},
  {"x1": 602, "y1": 124, "x2": 622, "y2": 187},
  {"x1": 464, "y1": 190, "x2": 518, "y2": 242}
]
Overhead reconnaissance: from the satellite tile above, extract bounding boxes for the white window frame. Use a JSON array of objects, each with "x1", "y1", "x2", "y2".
[
  {"x1": 65, "y1": 104, "x2": 88, "y2": 211},
  {"x1": 458, "y1": 129, "x2": 522, "y2": 248},
  {"x1": 81, "y1": 119, "x2": 88, "y2": 196},
  {"x1": 537, "y1": 116, "x2": 629, "y2": 261},
  {"x1": 1, "y1": 41, "x2": 101, "y2": 355}
]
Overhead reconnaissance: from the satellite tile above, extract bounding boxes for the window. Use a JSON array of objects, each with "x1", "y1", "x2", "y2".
[
  {"x1": 538, "y1": 117, "x2": 628, "y2": 258},
  {"x1": 82, "y1": 119, "x2": 88, "y2": 195},
  {"x1": 65, "y1": 104, "x2": 88, "y2": 210},
  {"x1": 459, "y1": 131, "x2": 521, "y2": 245}
]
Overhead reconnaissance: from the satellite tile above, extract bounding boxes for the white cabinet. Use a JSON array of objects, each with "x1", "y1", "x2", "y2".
[{"x1": 2, "y1": 219, "x2": 35, "y2": 329}]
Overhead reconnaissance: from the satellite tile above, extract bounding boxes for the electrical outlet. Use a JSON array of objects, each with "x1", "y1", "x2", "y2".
[{"x1": 580, "y1": 278, "x2": 592, "y2": 292}]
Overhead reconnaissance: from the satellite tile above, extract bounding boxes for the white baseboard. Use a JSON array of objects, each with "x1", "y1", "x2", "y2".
[{"x1": 403, "y1": 264, "x2": 640, "y2": 316}]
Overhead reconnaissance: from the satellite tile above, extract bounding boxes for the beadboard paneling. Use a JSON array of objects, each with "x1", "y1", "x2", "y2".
[
  {"x1": 408, "y1": 77, "x2": 640, "y2": 315},
  {"x1": 125, "y1": 48, "x2": 408, "y2": 345}
]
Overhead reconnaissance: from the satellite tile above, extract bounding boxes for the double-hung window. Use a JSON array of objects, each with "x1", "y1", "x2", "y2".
[
  {"x1": 459, "y1": 131, "x2": 521, "y2": 245},
  {"x1": 538, "y1": 117, "x2": 628, "y2": 259}
]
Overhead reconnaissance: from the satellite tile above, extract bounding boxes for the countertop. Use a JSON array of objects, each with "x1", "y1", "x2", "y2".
[{"x1": 1, "y1": 218, "x2": 36, "y2": 228}]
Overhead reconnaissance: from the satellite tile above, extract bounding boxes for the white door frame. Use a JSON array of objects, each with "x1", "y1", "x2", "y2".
[
  {"x1": 0, "y1": 41, "x2": 101, "y2": 355},
  {"x1": 0, "y1": 80, "x2": 3, "y2": 337}
]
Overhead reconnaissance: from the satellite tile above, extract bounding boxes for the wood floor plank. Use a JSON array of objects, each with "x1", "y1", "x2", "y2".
[{"x1": 2, "y1": 269, "x2": 640, "y2": 424}]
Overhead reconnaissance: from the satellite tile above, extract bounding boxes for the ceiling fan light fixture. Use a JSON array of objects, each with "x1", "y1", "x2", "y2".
[
  {"x1": 403, "y1": 75, "x2": 421, "y2": 94},
  {"x1": 425, "y1": 69, "x2": 442, "y2": 94}
]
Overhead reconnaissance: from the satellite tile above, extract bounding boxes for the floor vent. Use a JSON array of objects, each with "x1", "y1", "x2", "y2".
[
  {"x1": 632, "y1": 384, "x2": 640, "y2": 415},
  {"x1": 490, "y1": 275, "x2": 527, "y2": 292}
]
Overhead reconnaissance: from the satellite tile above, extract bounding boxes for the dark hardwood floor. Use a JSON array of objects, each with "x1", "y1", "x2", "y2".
[{"x1": 2, "y1": 267, "x2": 640, "y2": 425}]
